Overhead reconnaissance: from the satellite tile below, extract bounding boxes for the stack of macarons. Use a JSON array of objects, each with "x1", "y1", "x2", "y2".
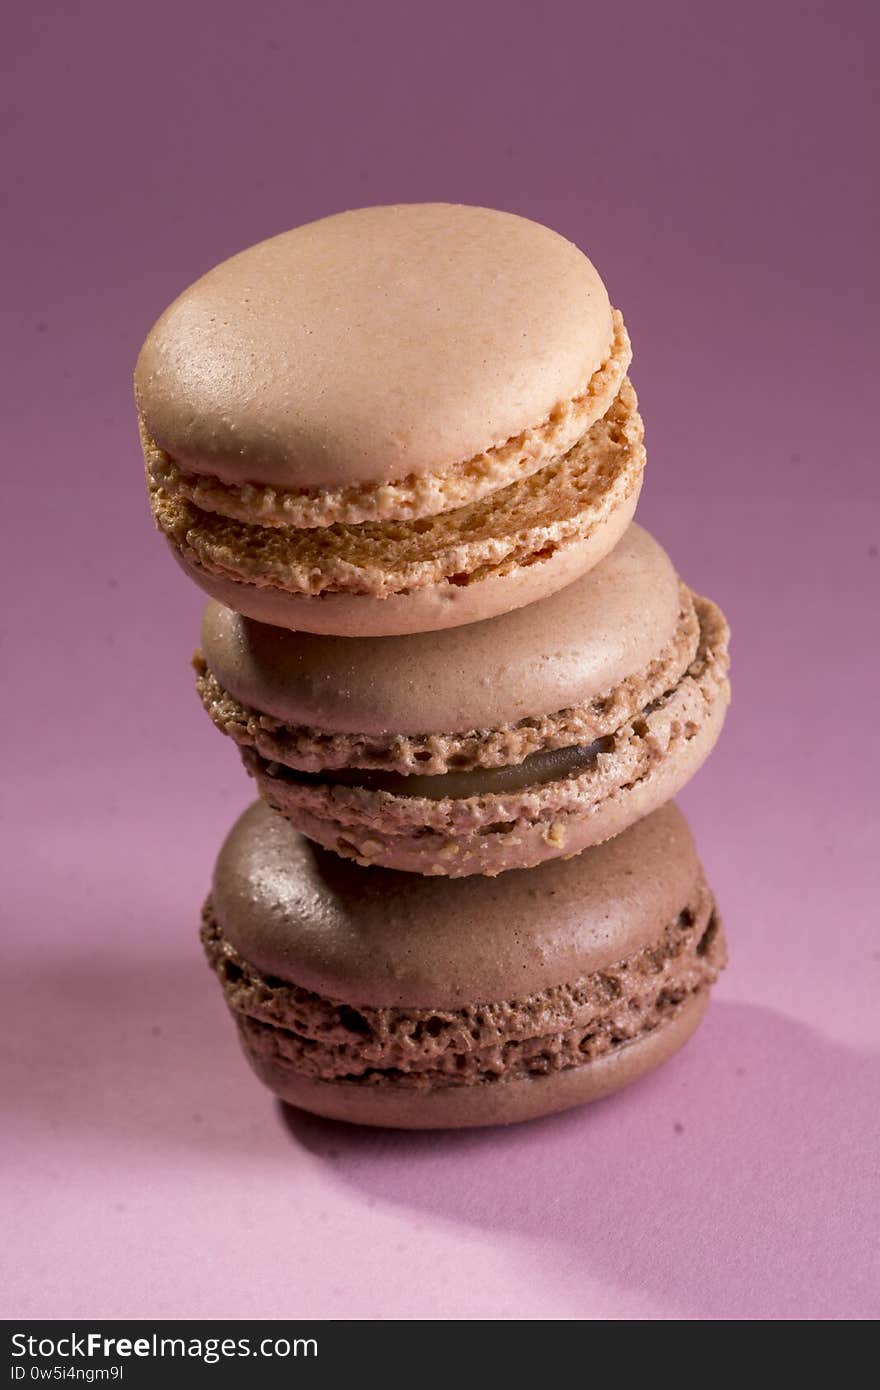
[{"x1": 136, "y1": 203, "x2": 730, "y2": 1129}]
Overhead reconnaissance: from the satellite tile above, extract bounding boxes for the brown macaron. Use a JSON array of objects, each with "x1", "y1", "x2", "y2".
[
  {"x1": 136, "y1": 203, "x2": 642, "y2": 636},
  {"x1": 195, "y1": 524, "x2": 730, "y2": 877},
  {"x1": 202, "y1": 800, "x2": 726, "y2": 1129}
]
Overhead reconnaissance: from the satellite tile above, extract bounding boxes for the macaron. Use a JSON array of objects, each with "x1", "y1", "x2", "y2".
[
  {"x1": 136, "y1": 203, "x2": 642, "y2": 636},
  {"x1": 202, "y1": 800, "x2": 726, "y2": 1129},
  {"x1": 195, "y1": 524, "x2": 730, "y2": 877}
]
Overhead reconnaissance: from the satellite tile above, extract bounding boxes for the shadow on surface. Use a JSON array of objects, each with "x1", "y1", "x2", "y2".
[
  {"x1": 8, "y1": 947, "x2": 877, "y2": 1318},
  {"x1": 3, "y1": 947, "x2": 263, "y2": 1157},
  {"x1": 281, "y1": 1001, "x2": 879, "y2": 1319}
]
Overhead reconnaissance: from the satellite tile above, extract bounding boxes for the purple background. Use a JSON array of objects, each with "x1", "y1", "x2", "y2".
[{"x1": 3, "y1": 0, "x2": 878, "y2": 1320}]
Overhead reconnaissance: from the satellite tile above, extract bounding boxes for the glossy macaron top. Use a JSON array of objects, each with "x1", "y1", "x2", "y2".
[
  {"x1": 211, "y1": 801, "x2": 702, "y2": 1010},
  {"x1": 135, "y1": 203, "x2": 615, "y2": 492},
  {"x1": 200, "y1": 523, "x2": 680, "y2": 736}
]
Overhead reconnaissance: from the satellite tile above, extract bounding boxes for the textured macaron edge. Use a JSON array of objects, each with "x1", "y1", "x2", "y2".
[
  {"x1": 242, "y1": 594, "x2": 730, "y2": 876},
  {"x1": 203, "y1": 879, "x2": 722, "y2": 1074},
  {"x1": 194, "y1": 581, "x2": 701, "y2": 776},
  {"x1": 202, "y1": 883, "x2": 725, "y2": 1127},
  {"x1": 140, "y1": 309, "x2": 631, "y2": 529},
  {"x1": 147, "y1": 375, "x2": 644, "y2": 602},
  {"x1": 248, "y1": 992, "x2": 710, "y2": 1128},
  {"x1": 168, "y1": 485, "x2": 640, "y2": 637}
]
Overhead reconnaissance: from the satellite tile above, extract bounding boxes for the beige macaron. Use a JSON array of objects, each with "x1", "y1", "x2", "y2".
[
  {"x1": 195, "y1": 524, "x2": 730, "y2": 876},
  {"x1": 202, "y1": 800, "x2": 726, "y2": 1128},
  {"x1": 136, "y1": 203, "x2": 641, "y2": 635}
]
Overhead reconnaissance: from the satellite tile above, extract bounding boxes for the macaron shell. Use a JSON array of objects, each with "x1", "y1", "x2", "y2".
[
  {"x1": 255, "y1": 618, "x2": 729, "y2": 876},
  {"x1": 140, "y1": 309, "x2": 631, "y2": 533},
  {"x1": 199, "y1": 520, "x2": 672, "y2": 733},
  {"x1": 197, "y1": 580, "x2": 698, "y2": 781},
  {"x1": 210, "y1": 801, "x2": 704, "y2": 1009},
  {"x1": 238, "y1": 991, "x2": 709, "y2": 1129},
  {"x1": 135, "y1": 204, "x2": 616, "y2": 491},
  {"x1": 171, "y1": 479, "x2": 639, "y2": 636}
]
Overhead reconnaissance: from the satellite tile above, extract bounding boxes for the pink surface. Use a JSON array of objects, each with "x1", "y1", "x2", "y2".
[{"x1": 3, "y1": 1, "x2": 877, "y2": 1320}]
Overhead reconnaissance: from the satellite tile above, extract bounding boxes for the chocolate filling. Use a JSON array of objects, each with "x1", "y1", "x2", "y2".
[{"x1": 261, "y1": 735, "x2": 614, "y2": 801}]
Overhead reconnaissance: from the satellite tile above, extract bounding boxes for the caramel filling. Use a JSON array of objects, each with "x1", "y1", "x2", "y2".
[{"x1": 263, "y1": 735, "x2": 613, "y2": 801}]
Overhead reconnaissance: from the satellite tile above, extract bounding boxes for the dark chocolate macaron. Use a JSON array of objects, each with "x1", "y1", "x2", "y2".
[{"x1": 202, "y1": 800, "x2": 726, "y2": 1129}]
